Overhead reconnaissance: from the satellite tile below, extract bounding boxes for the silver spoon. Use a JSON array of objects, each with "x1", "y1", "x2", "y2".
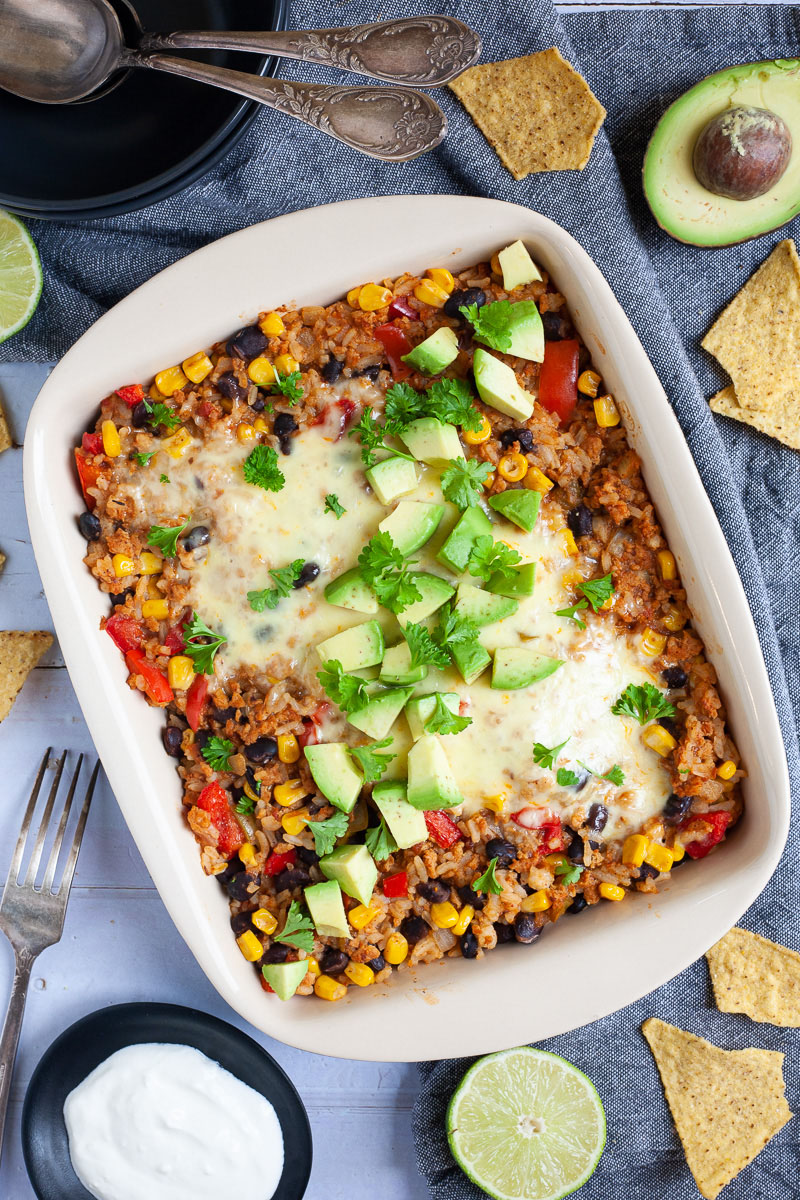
[{"x1": 0, "y1": 0, "x2": 448, "y2": 162}]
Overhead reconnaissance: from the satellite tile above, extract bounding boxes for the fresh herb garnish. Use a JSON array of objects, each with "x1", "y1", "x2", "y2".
[
  {"x1": 556, "y1": 767, "x2": 580, "y2": 787},
  {"x1": 235, "y1": 795, "x2": 256, "y2": 815},
  {"x1": 425, "y1": 377, "x2": 483, "y2": 433},
  {"x1": 611, "y1": 683, "x2": 676, "y2": 726},
  {"x1": 577, "y1": 760, "x2": 626, "y2": 787},
  {"x1": 460, "y1": 299, "x2": 525, "y2": 353},
  {"x1": 349, "y1": 406, "x2": 413, "y2": 468},
  {"x1": 440, "y1": 457, "x2": 494, "y2": 510},
  {"x1": 247, "y1": 558, "x2": 305, "y2": 612},
  {"x1": 350, "y1": 737, "x2": 395, "y2": 783},
  {"x1": 183, "y1": 612, "x2": 227, "y2": 675},
  {"x1": 242, "y1": 444, "x2": 285, "y2": 492},
  {"x1": 424, "y1": 693, "x2": 471, "y2": 736},
  {"x1": 309, "y1": 809, "x2": 350, "y2": 857},
  {"x1": 383, "y1": 382, "x2": 427, "y2": 428},
  {"x1": 324, "y1": 493, "x2": 346, "y2": 519},
  {"x1": 316, "y1": 660, "x2": 370, "y2": 715},
  {"x1": 201, "y1": 736, "x2": 235, "y2": 772},
  {"x1": 365, "y1": 818, "x2": 398, "y2": 862},
  {"x1": 433, "y1": 602, "x2": 482, "y2": 662},
  {"x1": 472, "y1": 857, "x2": 503, "y2": 895},
  {"x1": 554, "y1": 860, "x2": 583, "y2": 886},
  {"x1": 554, "y1": 600, "x2": 589, "y2": 630},
  {"x1": 268, "y1": 368, "x2": 304, "y2": 404},
  {"x1": 357, "y1": 532, "x2": 421, "y2": 614},
  {"x1": 371, "y1": 565, "x2": 422, "y2": 615},
  {"x1": 578, "y1": 573, "x2": 615, "y2": 613},
  {"x1": 274, "y1": 900, "x2": 315, "y2": 952},
  {"x1": 160, "y1": 473, "x2": 170, "y2": 484},
  {"x1": 357, "y1": 532, "x2": 405, "y2": 584},
  {"x1": 146, "y1": 521, "x2": 189, "y2": 558},
  {"x1": 404, "y1": 622, "x2": 451, "y2": 671},
  {"x1": 532, "y1": 738, "x2": 571, "y2": 770},
  {"x1": 143, "y1": 397, "x2": 181, "y2": 431},
  {"x1": 467, "y1": 535, "x2": 521, "y2": 584},
  {"x1": 134, "y1": 451, "x2": 155, "y2": 467}
]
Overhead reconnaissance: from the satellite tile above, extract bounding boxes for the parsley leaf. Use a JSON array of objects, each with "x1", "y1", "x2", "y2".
[
  {"x1": 357, "y1": 532, "x2": 404, "y2": 585},
  {"x1": 472, "y1": 857, "x2": 503, "y2": 895},
  {"x1": 425, "y1": 693, "x2": 471, "y2": 735},
  {"x1": 577, "y1": 760, "x2": 626, "y2": 787},
  {"x1": 235, "y1": 794, "x2": 255, "y2": 815},
  {"x1": 143, "y1": 397, "x2": 181, "y2": 431},
  {"x1": 274, "y1": 900, "x2": 315, "y2": 952},
  {"x1": 556, "y1": 767, "x2": 580, "y2": 787},
  {"x1": 554, "y1": 860, "x2": 583, "y2": 886},
  {"x1": 349, "y1": 406, "x2": 413, "y2": 468},
  {"x1": 425, "y1": 378, "x2": 483, "y2": 433},
  {"x1": 384, "y1": 382, "x2": 427, "y2": 427},
  {"x1": 611, "y1": 683, "x2": 676, "y2": 726},
  {"x1": 371, "y1": 566, "x2": 422, "y2": 615},
  {"x1": 460, "y1": 299, "x2": 515, "y2": 352},
  {"x1": 554, "y1": 600, "x2": 589, "y2": 630},
  {"x1": 316, "y1": 660, "x2": 370, "y2": 715},
  {"x1": 578, "y1": 573, "x2": 615, "y2": 613},
  {"x1": 242, "y1": 444, "x2": 285, "y2": 493},
  {"x1": 160, "y1": 473, "x2": 170, "y2": 484},
  {"x1": 357, "y1": 533, "x2": 421, "y2": 614},
  {"x1": 134, "y1": 451, "x2": 154, "y2": 467},
  {"x1": 247, "y1": 558, "x2": 305, "y2": 612},
  {"x1": 365, "y1": 818, "x2": 398, "y2": 862},
  {"x1": 146, "y1": 521, "x2": 189, "y2": 558},
  {"x1": 467, "y1": 535, "x2": 522, "y2": 583},
  {"x1": 324, "y1": 493, "x2": 346, "y2": 519},
  {"x1": 350, "y1": 737, "x2": 396, "y2": 783},
  {"x1": 269, "y1": 368, "x2": 304, "y2": 404},
  {"x1": 440, "y1": 458, "x2": 494, "y2": 510},
  {"x1": 201, "y1": 735, "x2": 234, "y2": 772},
  {"x1": 404, "y1": 622, "x2": 451, "y2": 671},
  {"x1": 183, "y1": 612, "x2": 227, "y2": 675},
  {"x1": 433, "y1": 602, "x2": 481, "y2": 660},
  {"x1": 309, "y1": 809, "x2": 350, "y2": 857},
  {"x1": 532, "y1": 738, "x2": 570, "y2": 770}
]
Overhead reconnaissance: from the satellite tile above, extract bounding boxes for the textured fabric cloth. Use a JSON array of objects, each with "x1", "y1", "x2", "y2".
[{"x1": 5, "y1": 0, "x2": 800, "y2": 1193}]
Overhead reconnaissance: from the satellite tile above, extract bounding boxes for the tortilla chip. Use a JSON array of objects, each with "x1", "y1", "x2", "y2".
[
  {"x1": 707, "y1": 927, "x2": 800, "y2": 1026},
  {"x1": 709, "y1": 384, "x2": 800, "y2": 451},
  {"x1": 0, "y1": 396, "x2": 10, "y2": 453},
  {"x1": 702, "y1": 239, "x2": 800, "y2": 412},
  {"x1": 642, "y1": 1018, "x2": 791, "y2": 1199},
  {"x1": 0, "y1": 631, "x2": 53, "y2": 722},
  {"x1": 449, "y1": 48, "x2": 605, "y2": 180},
  {"x1": 0, "y1": 552, "x2": 5, "y2": 574}
]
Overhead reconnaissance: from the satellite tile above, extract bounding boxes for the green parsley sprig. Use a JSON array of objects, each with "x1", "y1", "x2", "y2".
[
  {"x1": 404, "y1": 622, "x2": 451, "y2": 671},
  {"x1": 554, "y1": 600, "x2": 589, "y2": 630},
  {"x1": 247, "y1": 558, "x2": 305, "y2": 612},
  {"x1": 532, "y1": 738, "x2": 570, "y2": 770},
  {"x1": 554, "y1": 860, "x2": 583, "y2": 886},
  {"x1": 309, "y1": 810, "x2": 350, "y2": 857},
  {"x1": 243, "y1": 444, "x2": 285, "y2": 493},
  {"x1": 134, "y1": 451, "x2": 155, "y2": 467},
  {"x1": 274, "y1": 900, "x2": 315, "y2": 952},
  {"x1": 357, "y1": 533, "x2": 421, "y2": 615},
  {"x1": 424, "y1": 694, "x2": 471, "y2": 736},
  {"x1": 349, "y1": 406, "x2": 413, "y2": 468},
  {"x1": 350, "y1": 737, "x2": 396, "y2": 784},
  {"x1": 611, "y1": 683, "x2": 676, "y2": 726},
  {"x1": 578, "y1": 574, "x2": 615, "y2": 613},
  {"x1": 147, "y1": 521, "x2": 189, "y2": 558},
  {"x1": 268, "y1": 368, "x2": 303, "y2": 404},
  {"x1": 183, "y1": 612, "x2": 227, "y2": 675},
  {"x1": 467, "y1": 535, "x2": 522, "y2": 584},
  {"x1": 440, "y1": 458, "x2": 493, "y2": 510},
  {"x1": 143, "y1": 396, "x2": 181, "y2": 431},
  {"x1": 577, "y1": 760, "x2": 626, "y2": 786},
  {"x1": 365, "y1": 818, "x2": 398, "y2": 862},
  {"x1": 472, "y1": 857, "x2": 503, "y2": 895},
  {"x1": 324, "y1": 494, "x2": 346, "y2": 519},
  {"x1": 316, "y1": 660, "x2": 370, "y2": 715},
  {"x1": 201, "y1": 736, "x2": 235, "y2": 772}
]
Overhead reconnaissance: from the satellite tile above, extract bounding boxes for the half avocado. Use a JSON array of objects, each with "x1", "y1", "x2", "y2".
[{"x1": 643, "y1": 58, "x2": 800, "y2": 246}]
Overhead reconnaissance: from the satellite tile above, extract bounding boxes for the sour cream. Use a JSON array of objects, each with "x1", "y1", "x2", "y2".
[{"x1": 63, "y1": 1043, "x2": 284, "y2": 1200}]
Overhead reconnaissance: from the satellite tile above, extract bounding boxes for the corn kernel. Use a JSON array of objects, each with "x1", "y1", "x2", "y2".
[
  {"x1": 426, "y1": 268, "x2": 455, "y2": 294},
  {"x1": 642, "y1": 724, "x2": 677, "y2": 757},
  {"x1": 138, "y1": 551, "x2": 162, "y2": 575},
  {"x1": 239, "y1": 842, "x2": 256, "y2": 867},
  {"x1": 167, "y1": 656, "x2": 195, "y2": 690},
  {"x1": 671, "y1": 840, "x2": 685, "y2": 862},
  {"x1": 254, "y1": 416, "x2": 269, "y2": 434},
  {"x1": 544, "y1": 853, "x2": 566, "y2": 868},
  {"x1": 577, "y1": 369, "x2": 602, "y2": 398},
  {"x1": 521, "y1": 890, "x2": 551, "y2": 913},
  {"x1": 306, "y1": 956, "x2": 321, "y2": 977},
  {"x1": 277, "y1": 733, "x2": 300, "y2": 763},
  {"x1": 463, "y1": 415, "x2": 492, "y2": 445},
  {"x1": 182, "y1": 352, "x2": 213, "y2": 384},
  {"x1": 643, "y1": 843, "x2": 674, "y2": 873},
  {"x1": 717, "y1": 759, "x2": 737, "y2": 781},
  {"x1": 242, "y1": 780, "x2": 261, "y2": 806},
  {"x1": 562, "y1": 568, "x2": 583, "y2": 591},
  {"x1": 452, "y1": 905, "x2": 475, "y2": 937},
  {"x1": 155, "y1": 365, "x2": 188, "y2": 397},
  {"x1": 483, "y1": 794, "x2": 506, "y2": 814},
  {"x1": 251, "y1": 908, "x2": 278, "y2": 935},
  {"x1": 236, "y1": 930, "x2": 263, "y2": 961},
  {"x1": 259, "y1": 311, "x2": 285, "y2": 337},
  {"x1": 431, "y1": 901, "x2": 459, "y2": 929},
  {"x1": 490, "y1": 252, "x2": 502, "y2": 275},
  {"x1": 148, "y1": 383, "x2": 163, "y2": 401},
  {"x1": 413, "y1": 280, "x2": 449, "y2": 308},
  {"x1": 525, "y1": 466, "x2": 554, "y2": 493},
  {"x1": 663, "y1": 605, "x2": 687, "y2": 633},
  {"x1": 112, "y1": 554, "x2": 136, "y2": 578},
  {"x1": 248, "y1": 357, "x2": 276, "y2": 386},
  {"x1": 483, "y1": 472, "x2": 496, "y2": 490},
  {"x1": 345, "y1": 961, "x2": 375, "y2": 987},
  {"x1": 346, "y1": 286, "x2": 362, "y2": 308},
  {"x1": 622, "y1": 834, "x2": 649, "y2": 868},
  {"x1": 236, "y1": 422, "x2": 255, "y2": 443},
  {"x1": 273, "y1": 780, "x2": 306, "y2": 807},
  {"x1": 101, "y1": 419, "x2": 121, "y2": 457},
  {"x1": 314, "y1": 974, "x2": 347, "y2": 1001},
  {"x1": 593, "y1": 395, "x2": 621, "y2": 427},
  {"x1": 281, "y1": 809, "x2": 309, "y2": 836},
  {"x1": 641, "y1": 627, "x2": 667, "y2": 656},
  {"x1": 657, "y1": 550, "x2": 677, "y2": 581},
  {"x1": 349, "y1": 902, "x2": 382, "y2": 931},
  {"x1": 274, "y1": 353, "x2": 300, "y2": 376},
  {"x1": 146, "y1": 576, "x2": 162, "y2": 599},
  {"x1": 142, "y1": 598, "x2": 169, "y2": 620},
  {"x1": 161, "y1": 428, "x2": 193, "y2": 459},
  {"x1": 562, "y1": 529, "x2": 578, "y2": 557},
  {"x1": 358, "y1": 283, "x2": 392, "y2": 312},
  {"x1": 384, "y1": 931, "x2": 408, "y2": 965},
  {"x1": 599, "y1": 882, "x2": 625, "y2": 902},
  {"x1": 498, "y1": 451, "x2": 528, "y2": 482}
]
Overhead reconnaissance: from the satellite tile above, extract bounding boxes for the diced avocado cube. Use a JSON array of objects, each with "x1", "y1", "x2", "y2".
[
  {"x1": 380, "y1": 642, "x2": 428, "y2": 686},
  {"x1": 261, "y1": 959, "x2": 309, "y2": 1001},
  {"x1": 455, "y1": 583, "x2": 519, "y2": 626},
  {"x1": 316, "y1": 620, "x2": 384, "y2": 671},
  {"x1": 451, "y1": 639, "x2": 491, "y2": 685},
  {"x1": 319, "y1": 843, "x2": 378, "y2": 907},
  {"x1": 324, "y1": 568, "x2": 379, "y2": 614},
  {"x1": 401, "y1": 326, "x2": 459, "y2": 375},
  {"x1": 491, "y1": 648, "x2": 564, "y2": 690},
  {"x1": 400, "y1": 417, "x2": 464, "y2": 467},
  {"x1": 505, "y1": 301, "x2": 544, "y2": 363},
  {"x1": 404, "y1": 692, "x2": 461, "y2": 741},
  {"x1": 379, "y1": 500, "x2": 445, "y2": 556},
  {"x1": 488, "y1": 489, "x2": 541, "y2": 532},
  {"x1": 498, "y1": 240, "x2": 542, "y2": 291},
  {"x1": 486, "y1": 562, "x2": 536, "y2": 598},
  {"x1": 372, "y1": 781, "x2": 429, "y2": 848},
  {"x1": 407, "y1": 735, "x2": 462, "y2": 810},
  {"x1": 473, "y1": 347, "x2": 535, "y2": 421},
  {"x1": 347, "y1": 687, "x2": 414, "y2": 739},
  {"x1": 396, "y1": 573, "x2": 455, "y2": 626},
  {"x1": 436, "y1": 505, "x2": 493, "y2": 573},
  {"x1": 365, "y1": 456, "x2": 418, "y2": 505},
  {"x1": 304, "y1": 879, "x2": 349, "y2": 939},
  {"x1": 305, "y1": 742, "x2": 364, "y2": 813}
]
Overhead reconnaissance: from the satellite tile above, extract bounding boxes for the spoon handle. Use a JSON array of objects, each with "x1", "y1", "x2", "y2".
[
  {"x1": 134, "y1": 54, "x2": 446, "y2": 161},
  {"x1": 138, "y1": 16, "x2": 481, "y2": 87}
]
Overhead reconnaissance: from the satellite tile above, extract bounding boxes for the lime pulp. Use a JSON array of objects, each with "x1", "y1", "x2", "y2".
[{"x1": 0, "y1": 210, "x2": 42, "y2": 344}]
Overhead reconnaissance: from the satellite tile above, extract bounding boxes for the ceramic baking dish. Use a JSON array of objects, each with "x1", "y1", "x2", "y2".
[{"x1": 24, "y1": 196, "x2": 790, "y2": 1061}]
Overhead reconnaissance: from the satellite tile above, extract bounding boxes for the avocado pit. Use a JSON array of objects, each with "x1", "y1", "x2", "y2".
[{"x1": 693, "y1": 106, "x2": 791, "y2": 201}]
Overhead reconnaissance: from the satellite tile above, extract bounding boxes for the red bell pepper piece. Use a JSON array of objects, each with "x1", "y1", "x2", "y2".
[
  {"x1": 196, "y1": 781, "x2": 243, "y2": 857},
  {"x1": 335, "y1": 396, "x2": 357, "y2": 439},
  {"x1": 375, "y1": 323, "x2": 412, "y2": 382},
  {"x1": 185, "y1": 673, "x2": 209, "y2": 731},
  {"x1": 106, "y1": 614, "x2": 144, "y2": 654},
  {"x1": 510, "y1": 808, "x2": 565, "y2": 852},
  {"x1": 125, "y1": 650, "x2": 174, "y2": 707},
  {"x1": 538, "y1": 339, "x2": 579, "y2": 423},
  {"x1": 116, "y1": 384, "x2": 144, "y2": 407},
  {"x1": 264, "y1": 847, "x2": 297, "y2": 876},
  {"x1": 81, "y1": 431, "x2": 103, "y2": 455},
  {"x1": 387, "y1": 296, "x2": 416, "y2": 321},
  {"x1": 164, "y1": 623, "x2": 186, "y2": 656},
  {"x1": 74, "y1": 450, "x2": 102, "y2": 509},
  {"x1": 297, "y1": 721, "x2": 318, "y2": 749},
  {"x1": 424, "y1": 810, "x2": 462, "y2": 849},
  {"x1": 539, "y1": 818, "x2": 566, "y2": 853},
  {"x1": 680, "y1": 810, "x2": 731, "y2": 859},
  {"x1": 383, "y1": 871, "x2": 408, "y2": 899},
  {"x1": 260, "y1": 975, "x2": 275, "y2": 994}
]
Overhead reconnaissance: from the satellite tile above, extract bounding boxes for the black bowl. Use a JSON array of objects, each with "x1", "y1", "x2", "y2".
[
  {"x1": 22, "y1": 1002, "x2": 312, "y2": 1200},
  {"x1": 0, "y1": 0, "x2": 289, "y2": 220}
]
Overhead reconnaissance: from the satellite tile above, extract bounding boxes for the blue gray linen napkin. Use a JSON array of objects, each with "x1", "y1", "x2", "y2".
[{"x1": 5, "y1": 0, "x2": 800, "y2": 1192}]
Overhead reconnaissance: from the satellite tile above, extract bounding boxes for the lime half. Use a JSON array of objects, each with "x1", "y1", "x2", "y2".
[
  {"x1": 0, "y1": 211, "x2": 42, "y2": 344},
  {"x1": 447, "y1": 1047, "x2": 606, "y2": 1200}
]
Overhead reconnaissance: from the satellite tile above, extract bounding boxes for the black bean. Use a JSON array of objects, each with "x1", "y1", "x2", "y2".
[
  {"x1": 278, "y1": 436, "x2": 293, "y2": 456},
  {"x1": 568, "y1": 894, "x2": 588, "y2": 914},
  {"x1": 494, "y1": 922, "x2": 515, "y2": 944},
  {"x1": 319, "y1": 948, "x2": 349, "y2": 975},
  {"x1": 663, "y1": 793, "x2": 691, "y2": 826},
  {"x1": 354, "y1": 365, "x2": 381, "y2": 381},
  {"x1": 131, "y1": 401, "x2": 149, "y2": 428},
  {"x1": 216, "y1": 372, "x2": 247, "y2": 404},
  {"x1": 417, "y1": 880, "x2": 449, "y2": 903},
  {"x1": 498, "y1": 427, "x2": 534, "y2": 454},
  {"x1": 273, "y1": 412, "x2": 298, "y2": 437},
  {"x1": 587, "y1": 803, "x2": 608, "y2": 834},
  {"x1": 400, "y1": 915, "x2": 429, "y2": 945},
  {"x1": 182, "y1": 525, "x2": 210, "y2": 551},
  {"x1": 638, "y1": 863, "x2": 661, "y2": 880},
  {"x1": 293, "y1": 562, "x2": 320, "y2": 588},
  {"x1": 228, "y1": 325, "x2": 268, "y2": 360},
  {"x1": 443, "y1": 287, "x2": 486, "y2": 319},
  {"x1": 541, "y1": 312, "x2": 568, "y2": 341},
  {"x1": 262, "y1": 943, "x2": 288, "y2": 965},
  {"x1": 321, "y1": 358, "x2": 343, "y2": 384},
  {"x1": 78, "y1": 511, "x2": 101, "y2": 540},
  {"x1": 671, "y1": 853, "x2": 688, "y2": 869},
  {"x1": 230, "y1": 911, "x2": 253, "y2": 936},
  {"x1": 295, "y1": 845, "x2": 319, "y2": 866},
  {"x1": 247, "y1": 736, "x2": 278, "y2": 764},
  {"x1": 514, "y1": 913, "x2": 540, "y2": 944},
  {"x1": 659, "y1": 717, "x2": 680, "y2": 739},
  {"x1": 567, "y1": 831, "x2": 585, "y2": 862},
  {"x1": 194, "y1": 729, "x2": 210, "y2": 753},
  {"x1": 109, "y1": 590, "x2": 132, "y2": 606},
  {"x1": 578, "y1": 345, "x2": 591, "y2": 370},
  {"x1": 275, "y1": 867, "x2": 311, "y2": 891},
  {"x1": 485, "y1": 838, "x2": 516, "y2": 866},
  {"x1": 460, "y1": 929, "x2": 479, "y2": 958},
  {"x1": 370, "y1": 953, "x2": 386, "y2": 973},
  {"x1": 211, "y1": 705, "x2": 236, "y2": 724},
  {"x1": 662, "y1": 666, "x2": 688, "y2": 690},
  {"x1": 249, "y1": 394, "x2": 266, "y2": 413},
  {"x1": 458, "y1": 884, "x2": 485, "y2": 910},
  {"x1": 162, "y1": 726, "x2": 183, "y2": 758},
  {"x1": 245, "y1": 767, "x2": 261, "y2": 794},
  {"x1": 218, "y1": 856, "x2": 246, "y2": 884},
  {"x1": 567, "y1": 503, "x2": 593, "y2": 539},
  {"x1": 226, "y1": 873, "x2": 255, "y2": 902}
]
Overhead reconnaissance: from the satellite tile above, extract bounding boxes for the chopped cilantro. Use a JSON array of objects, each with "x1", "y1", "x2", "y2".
[
  {"x1": 183, "y1": 612, "x2": 227, "y2": 675},
  {"x1": 134, "y1": 451, "x2": 154, "y2": 467},
  {"x1": 235, "y1": 794, "x2": 255, "y2": 815},
  {"x1": 611, "y1": 683, "x2": 676, "y2": 726},
  {"x1": 143, "y1": 397, "x2": 181, "y2": 431},
  {"x1": 467, "y1": 535, "x2": 521, "y2": 583},
  {"x1": 554, "y1": 860, "x2": 583, "y2": 886},
  {"x1": 433, "y1": 602, "x2": 481, "y2": 661},
  {"x1": 309, "y1": 809, "x2": 350, "y2": 857},
  {"x1": 201, "y1": 736, "x2": 234, "y2": 772},
  {"x1": 371, "y1": 565, "x2": 422, "y2": 615},
  {"x1": 578, "y1": 573, "x2": 615, "y2": 613},
  {"x1": 425, "y1": 377, "x2": 483, "y2": 433},
  {"x1": 459, "y1": 299, "x2": 517, "y2": 352},
  {"x1": 350, "y1": 737, "x2": 395, "y2": 783},
  {"x1": 554, "y1": 600, "x2": 589, "y2": 630},
  {"x1": 577, "y1": 760, "x2": 626, "y2": 787},
  {"x1": 268, "y1": 368, "x2": 304, "y2": 404},
  {"x1": 556, "y1": 767, "x2": 580, "y2": 787},
  {"x1": 146, "y1": 521, "x2": 189, "y2": 558},
  {"x1": 404, "y1": 622, "x2": 451, "y2": 671},
  {"x1": 532, "y1": 738, "x2": 570, "y2": 770},
  {"x1": 424, "y1": 693, "x2": 471, "y2": 736},
  {"x1": 383, "y1": 382, "x2": 427, "y2": 427},
  {"x1": 357, "y1": 532, "x2": 405, "y2": 584},
  {"x1": 440, "y1": 457, "x2": 494, "y2": 510},
  {"x1": 357, "y1": 532, "x2": 421, "y2": 614},
  {"x1": 365, "y1": 818, "x2": 398, "y2": 862},
  {"x1": 274, "y1": 900, "x2": 314, "y2": 952},
  {"x1": 242, "y1": 444, "x2": 285, "y2": 492},
  {"x1": 472, "y1": 857, "x2": 503, "y2": 895},
  {"x1": 349, "y1": 405, "x2": 413, "y2": 468},
  {"x1": 159, "y1": 473, "x2": 170, "y2": 484},
  {"x1": 316, "y1": 659, "x2": 370, "y2": 715},
  {"x1": 247, "y1": 558, "x2": 305, "y2": 612},
  {"x1": 324, "y1": 493, "x2": 346, "y2": 519}
]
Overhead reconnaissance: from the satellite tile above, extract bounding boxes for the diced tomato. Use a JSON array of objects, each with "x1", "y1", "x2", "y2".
[
  {"x1": 260, "y1": 976, "x2": 275, "y2": 993},
  {"x1": 185, "y1": 673, "x2": 209, "y2": 731},
  {"x1": 383, "y1": 871, "x2": 408, "y2": 899},
  {"x1": 81, "y1": 431, "x2": 103, "y2": 455},
  {"x1": 125, "y1": 650, "x2": 174, "y2": 706},
  {"x1": 511, "y1": 808, "x2": 565, "y2": 851},
  {"x1": 196, "y1": 781, "x2": 243, "y2": 857},
  {"x1": 106, "y1": 614, "x2": 144, "y2": 653},
  {"x1": 539, "y1": 818, "x2": 566, "y2": 853},
  {"x1": 115, "y1": 384, "x2": 144, "y2": 407},
  {"x1": 375, "y1": 323, "x2": 412, "y2": 382},
  {"x1": 74, "y1": 449, "x2": 102, "y2": 509},
  {"x1": 297, "y1": 721, "x2": 318, "y2": 749},
  {"x1": 335, "y1": 396, "x2": 357, "y2": 439},
  {"x1": 164, "y1": 622, "x2": 186, "y2": 656},
  {"x1": 264, "y1": 847, "x2": 297, "y2": 876},
  {"x1": 538, "y1": 339, "x2": 580, "y2": 423},
  {"x1": 424, "y1": 810, "x2": 462, "y2": 849},
  {"x1": 387, "y1": 296, "x2": 416, "y2": 321},
  {"x1": 311, "y1": 701, "x2": 331, "y2": 725},
  {"x1": 680, "y1": 810, "x2": 731, "y2": 859}
]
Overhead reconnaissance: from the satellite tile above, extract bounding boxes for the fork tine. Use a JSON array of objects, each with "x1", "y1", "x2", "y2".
[
  {"x1": 22, "y1": 750, "x2": 67, "y2": 887},
  {"x1": 4, "y1": 748, "x2": 52, "y2": 889},
  {"x1": 55, "y1": 759, "x2": 98, "y2": 898},
  {"x1": 41, "y1": 753, "x2": 84, "y2": 894}
]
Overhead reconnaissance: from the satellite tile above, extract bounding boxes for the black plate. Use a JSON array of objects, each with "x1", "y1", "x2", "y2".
[
  {"x1": 0, "y1": 0, "x2": 289, "y2": 220},
  {"x1": 22, "y1": 1002, "x2": 312, "y2": 1200}
]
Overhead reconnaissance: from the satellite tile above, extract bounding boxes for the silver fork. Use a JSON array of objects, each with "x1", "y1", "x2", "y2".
[{"x1": 0, "y1": 750, "x2": 99, "y2": 1159}]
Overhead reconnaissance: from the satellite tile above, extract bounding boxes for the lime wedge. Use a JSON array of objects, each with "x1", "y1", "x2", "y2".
[
  {"x1": 0, "y1": 210, "x2": 42, "y2": 344},
  {"x1": 447, "y1": 1047, "x2": 606, "y2": 1200}
]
